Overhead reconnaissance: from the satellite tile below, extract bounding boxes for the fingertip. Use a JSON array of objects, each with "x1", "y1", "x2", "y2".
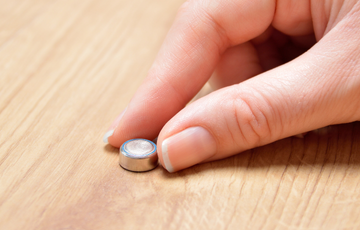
[
  {"x1": 103, "y1": 108, "x2": 127, "y2": 146},
  {"x1": 159, "y1": 126, "x2": 217, "y2": 172}
]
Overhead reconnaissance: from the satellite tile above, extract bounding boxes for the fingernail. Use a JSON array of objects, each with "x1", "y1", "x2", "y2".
[
  {"x1": 161, "y1": 126, "x2": 216, "y2": 173},
  {"x1": 103, "y1": 130, "x2": 115, "y2": 143},
  {"x1": 103, "y1": 108, "x2": 127, "y2": 143}
]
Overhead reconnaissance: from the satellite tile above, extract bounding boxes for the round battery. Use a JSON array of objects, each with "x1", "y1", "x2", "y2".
[{"x1": 119, "y1": 139, "x2": 158, "y2": 172}]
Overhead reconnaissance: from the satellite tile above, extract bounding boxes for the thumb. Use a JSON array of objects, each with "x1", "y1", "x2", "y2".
[{"x1": 157, "y1": 24, "x2": 360, "y2": 173}]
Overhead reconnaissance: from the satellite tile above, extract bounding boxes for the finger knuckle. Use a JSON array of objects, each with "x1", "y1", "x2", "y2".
[{"x1": 230, "y1": 89, "x2": 276, "y2": 147}]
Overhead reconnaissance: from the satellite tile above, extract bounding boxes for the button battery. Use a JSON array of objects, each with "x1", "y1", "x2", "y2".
[{"x1": 119, "y1": 139, "x2": 158, "y2": 172}]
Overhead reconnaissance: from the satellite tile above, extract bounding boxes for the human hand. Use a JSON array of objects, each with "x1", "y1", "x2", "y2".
[{"x1": 104, "y1": 0, "x2": 360, "y2": 172}]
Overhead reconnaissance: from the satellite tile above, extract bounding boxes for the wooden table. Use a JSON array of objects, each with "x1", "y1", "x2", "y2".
[{"x1": 1, "y1": 0, "x2": 360, "y2": 229}]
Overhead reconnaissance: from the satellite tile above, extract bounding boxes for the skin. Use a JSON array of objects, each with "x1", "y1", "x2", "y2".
[{"x1": 107, "y1": 0, "x2": 360, "y2": 172}]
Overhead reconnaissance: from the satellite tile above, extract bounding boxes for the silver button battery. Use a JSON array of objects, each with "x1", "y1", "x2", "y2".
[{"x1": 119, "y1": 139, "x2": 158, "y2": 172}]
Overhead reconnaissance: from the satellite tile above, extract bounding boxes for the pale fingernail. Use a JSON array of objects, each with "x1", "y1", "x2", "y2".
[
  {"x1": 161, "y1": 126, "x2": 216, "y2": 173},
  {"x1": 103, "y1": 108, "x2": 127, "y2": 143},
  {"x1": 103, "y1": 130, "x2": 115, "y2": 143}
]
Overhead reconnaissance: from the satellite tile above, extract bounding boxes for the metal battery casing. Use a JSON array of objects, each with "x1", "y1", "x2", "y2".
[{"x1": 119, "y1": 139, "x2": 158, "y2": 172}]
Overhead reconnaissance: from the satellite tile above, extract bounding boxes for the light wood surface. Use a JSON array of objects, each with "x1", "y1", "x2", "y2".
[{"x1": 1, "y1": 0, "x2": 360, "y2": 229}]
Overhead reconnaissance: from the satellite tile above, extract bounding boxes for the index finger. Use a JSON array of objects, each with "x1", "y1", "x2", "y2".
[{"x1": 108, "y1": 0, "x2": 275, "y2": 147}]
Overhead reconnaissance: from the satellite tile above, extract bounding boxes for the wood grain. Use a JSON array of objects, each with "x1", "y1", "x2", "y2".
[{"x1": 1, "y1": 0, "x2": 360, "y2": 229}]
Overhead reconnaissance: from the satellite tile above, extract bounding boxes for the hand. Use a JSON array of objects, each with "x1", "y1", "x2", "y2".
[{"x1": 104, "y1": 0, "x2": 360, "y2": 172}]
